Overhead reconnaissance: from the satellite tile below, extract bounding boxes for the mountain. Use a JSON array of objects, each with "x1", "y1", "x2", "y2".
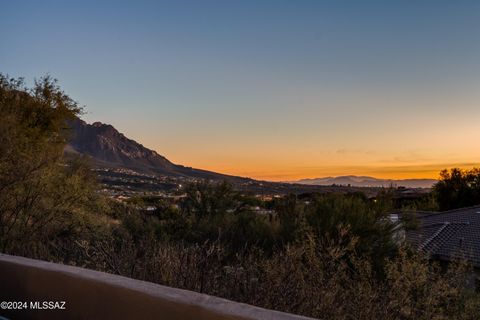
[
  {"x1": 65, "y1": 119, "x2": 437, "y2": 188},
  {"x1": 291, "y1": 175, "x2": 436, "y2": 188},
  {"x1": 65, "y1": 118, "x2": 247, "y2": 181}
]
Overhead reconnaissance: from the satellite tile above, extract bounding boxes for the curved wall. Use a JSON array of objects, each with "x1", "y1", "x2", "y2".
[{"x1": 0, "y1": 254, "x2": 314, "y2": 320}]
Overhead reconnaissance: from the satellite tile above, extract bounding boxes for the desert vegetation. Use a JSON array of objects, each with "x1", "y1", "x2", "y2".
[{"x1": 1, "y1": 75, "x2": 480, "y2": 319}]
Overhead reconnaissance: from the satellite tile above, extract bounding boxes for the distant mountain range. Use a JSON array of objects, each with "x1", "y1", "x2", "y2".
[
  {"x1": 291, "y1": 176, "x2": 436, "y2": 188},
  {"x1": 65, "y1": 118, "x2": 248, "y2": 182},
  {"x1": 65, "y1": 119, "x2": 436, "y2": 188}
]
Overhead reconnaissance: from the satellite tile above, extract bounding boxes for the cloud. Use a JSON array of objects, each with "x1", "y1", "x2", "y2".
[{"x1": 335, "y1": 148, "x2": 376, "y2": 155}]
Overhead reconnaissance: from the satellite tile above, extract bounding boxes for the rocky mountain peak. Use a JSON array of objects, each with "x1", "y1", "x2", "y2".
[{"x1": 65, "y1": 118, "x2": 240, "y2": 181}]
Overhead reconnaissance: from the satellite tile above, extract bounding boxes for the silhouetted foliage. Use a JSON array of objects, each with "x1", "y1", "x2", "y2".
[
  {"x1": 434, "y1": 168, "x2": 480, "y2": 211},
  {"x1": 0, "y1": 75, "x2": 101, "y2": 253}
]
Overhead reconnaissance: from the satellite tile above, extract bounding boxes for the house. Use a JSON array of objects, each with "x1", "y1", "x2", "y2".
[
  {"x1": 399, "y1": 205, "x2": 480, "y2": 289},
  {"x1": 402, "y1": 206, "x2": 480, "y2": 266}
]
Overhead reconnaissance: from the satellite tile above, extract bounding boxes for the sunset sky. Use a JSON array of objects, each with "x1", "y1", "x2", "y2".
[{"x1": 2, "y1": 1, "x2": 480, "y2": 181}]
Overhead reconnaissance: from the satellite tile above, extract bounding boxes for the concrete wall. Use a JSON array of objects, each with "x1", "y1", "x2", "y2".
[{"x1": 0, "y1": 254, "x2": 315, "y2": 320}]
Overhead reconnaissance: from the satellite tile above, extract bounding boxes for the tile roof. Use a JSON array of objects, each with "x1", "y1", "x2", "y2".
[{"x1": 403, "y1": 205, "x2": 480, "y2": 267}]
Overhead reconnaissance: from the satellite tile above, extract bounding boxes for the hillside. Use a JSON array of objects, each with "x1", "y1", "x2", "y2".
[{"x1": 66, "y1": 118, "x2": 248, "y2": 181}]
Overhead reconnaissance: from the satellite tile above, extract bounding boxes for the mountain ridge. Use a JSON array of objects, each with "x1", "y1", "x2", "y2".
[
  {"x1": 291, "y1": 175, "x2": 436, "y2": 188},
  {"x1": 65, "y1": 118, "x2": 249, "y2": 182},
  {"x1": 66, "y1": 119, "x2": 436, "y2": 188}
]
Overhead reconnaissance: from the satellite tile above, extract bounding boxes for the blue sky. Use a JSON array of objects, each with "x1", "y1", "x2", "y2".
[{"x1": 2, "y1": 1, "x2": 480, "y2": 180}]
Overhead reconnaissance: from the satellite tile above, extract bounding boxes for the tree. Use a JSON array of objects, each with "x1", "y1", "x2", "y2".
[
  {"x1": 305, "y1": 193, "x2": 396, "y2": 264},
  {"x1": 0, "y1": 74, "x2": 98, "y2": 253},
  {"x1": 434, "y1": 168, "x2": 480, "y2": 211}
]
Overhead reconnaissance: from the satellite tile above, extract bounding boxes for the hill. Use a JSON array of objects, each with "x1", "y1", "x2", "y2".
[
  {"x1": 291, "y1": 175, "x2": 436, "y2": 188},
  {"x1": 66, "y1": 118, "x2": 248, "y2": 182}
]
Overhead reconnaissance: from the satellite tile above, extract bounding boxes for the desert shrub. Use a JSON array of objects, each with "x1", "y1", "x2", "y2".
[
  {"x1": 0, "y1": 75, "x2": 101, "y2": 253},
  {"x1": 63, "y1": 227, "x2": 480, "y2": 319}
]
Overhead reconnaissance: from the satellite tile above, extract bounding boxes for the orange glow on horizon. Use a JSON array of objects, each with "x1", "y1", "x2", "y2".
[
  {"x1": 124, "y1": 103, "x2": 480, "y2": 183},
  {"x1": 166, "y1": 159, "x2": 480, "y2": 182}
]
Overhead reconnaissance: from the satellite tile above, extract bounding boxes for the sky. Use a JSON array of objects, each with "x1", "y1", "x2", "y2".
[{"x1": 2, "y1": 1, "x2": 480, "y2": 181}]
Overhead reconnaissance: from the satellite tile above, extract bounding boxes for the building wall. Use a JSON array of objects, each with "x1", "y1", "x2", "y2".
[{"x1": 0, "y1": 254, "x2": 313, "y2": 320}]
